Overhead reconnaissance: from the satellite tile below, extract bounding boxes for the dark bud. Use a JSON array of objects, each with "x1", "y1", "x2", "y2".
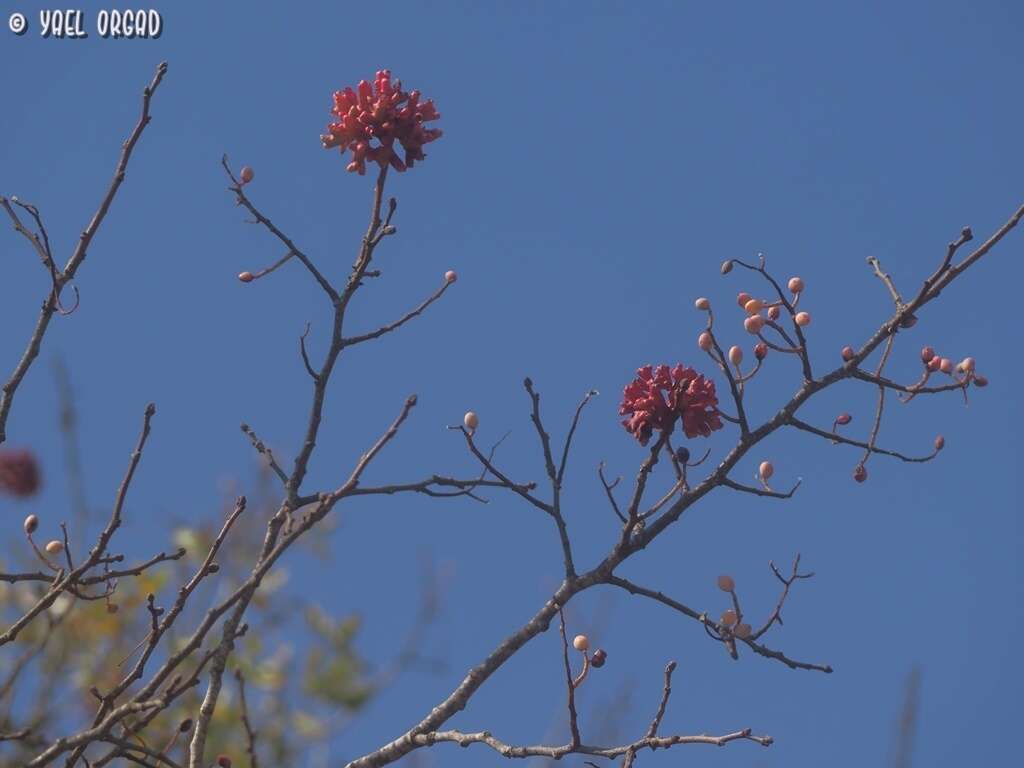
[
  {"x1": 106, "y1": 603, "x2": 119, "y2": 614},
  {"x1": 720, "y1": 260, "x2": 734, "y2": 274},
  {"x1": 590, "y1": 649, "x2": 607, "y2": 668},
  {"x1": 899, "y1": 314, "x2": 918, "y2": 329},
  {"x1": 217, "y1": 756, "x2": 232, "y2": 768},
  {"x1": 961, "y1": 226, "x2": 973, "y2": 241},
  {"x1": 179, "y1": 718, "x2": 193, "y2": 733},
  {"x1": 207, "y1": 563, "x2": 220, "y2": 574},
  {"x1": 754, "y1": 341, "x2": 768, "y2": 360},
  {"x1": 675, "y1": 446, "x2": 690, "y2": 464}
]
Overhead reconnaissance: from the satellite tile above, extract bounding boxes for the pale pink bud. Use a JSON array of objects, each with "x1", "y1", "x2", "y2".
[
  {"x1": 759, "y1": 460, "x2": 774, "y2": 480},
  {"x1": 45, "y1": 540, "x2": 63, "y2": 555},
  {"x1": 835, "y1": 413, "x2": 852, "y2": 425},
  {"x1": 767, "y1": 305, "x2": 781, "y2": 320},
  {"x1": 698, "y1": 332, "x2": 713, "y2": 351},
  {"x1": 728, "y1": 346, "x2": 743, "y2": 366},
  {"x1": 695, "y1": 297, "x2": 711, "y2": 311},
  {"x1": 239, "y1": 167, "x2": 255, "y2": 184},
  {"x1": 23, "y1": 514, "x2": 38, "y2": 535},
  {"x1": 959, "y1": 357, "x2": 975, "y2": 373},
  {"x1": 744, "y1": 315, "x2": 765, "y2": 334},
  {"x1": 842, "y1": 346, "x2": 855, "y2": 361},
  {"x1": 572, "y1": 634, "x2": 589, "y2": 652},
  {"x1": 717, "y1": 574, "x2": 735, "y2": 592},
  {"x1": 927, "y1": 355, "x2": 941, "y2": 372},
  {"x1": 736, "y1": 292, "x2": 752, "y2": 309},
  {"x1": 794, "y1": 311, "x2": 811, "y2": 327},
  {"x1": 787, "y1": 277, "x2": 804, "y2": 293},
  {"x1": 720, "y1": 609, "x2": 738, "y2": 627},
  {"x1": 444, "y1": 270, "x2": 458, "y2": 283},
  {"x1": 463, "y1": 412, "x2": 479, "y2": 431},
  {"x1": 920, "y1": 346, "x2": 935, "y2": 363},
  {"x1": 238, "y1": 271, "x2": 254, "y2": 283},
  {"x1": 939, "y1": 358, "x2": 953, "y2": 374},
  {"x1": 743, "y1": 298, "x2": 764, "y2": 315},
  {"x1": 934, "y1": 435, "x2": 945, "y2": 451},
  {"x1": 721, "y1": 260, "x2": 734, "y2": 274}
]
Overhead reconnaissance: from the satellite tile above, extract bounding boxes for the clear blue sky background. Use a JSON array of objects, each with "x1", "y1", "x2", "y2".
[{"x1": 1, "y1": 2, "x2": 1021, "y2": 766}]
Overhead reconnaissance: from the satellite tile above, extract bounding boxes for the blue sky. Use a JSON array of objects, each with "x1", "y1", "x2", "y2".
[{"x1": 1, "y1": 2, "x2": 1022, "y2": 766}]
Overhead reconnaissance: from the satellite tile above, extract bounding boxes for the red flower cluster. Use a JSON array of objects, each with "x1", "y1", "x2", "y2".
[
  {"x1": 322, "y1": 70, "x2": 442, "y2": 175},
  {"x1": 619, "y1": 364, "x2": 723, "y2": 445},
  {"x1": 0, "y1": 449, "x2": 41, "y2": 497}
]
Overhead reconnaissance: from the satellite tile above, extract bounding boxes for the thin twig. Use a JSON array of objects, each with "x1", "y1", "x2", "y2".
[{"x1": 0, "y1": 62, "x2": 168, "y2": 444}]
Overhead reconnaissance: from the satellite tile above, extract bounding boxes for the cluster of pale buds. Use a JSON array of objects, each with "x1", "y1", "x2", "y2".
[
  {"x1": 715, "y1": 574, "x2": 752, "y2": 639},
  {"x1": 22, "y1": 513, "x2": 65, "y2": 567},
  {"x1": 918, "y1": 346, "x2": 987, "y2": 386},
  {"x1": 694, "y1": 275, "x2": 808, "y2": 384}
]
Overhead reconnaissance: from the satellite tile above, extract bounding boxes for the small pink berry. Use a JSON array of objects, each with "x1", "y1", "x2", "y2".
[
  {"x1": 759, "y1": 460, "x2": 774, "y2": 480},
  {"x1": 720, "y1": 609, "x2": 738, "y2": 627},
  {"x1": 463, "y1": 412, "x2": 479, "y2": 431},
  {"x1": 695, "y1": 297, "x2": 711, "y2": 311},
  {"x1": 698, "y1": 332, "x2": 713, "y2": 351},
  {"x1": 934, "y1": 435, "x2": 945, "y2": 451},
  {"x1": 239, "y1": 166, "x2": 255, "y2": 184},
  {"x1": 754, "y1": 341, "x2": 768, "y2": 360},
  {"x1": 853, "y1": 464, "x2": 867, "y2": 483},
  {"x1": 744, "y1": 315, "x2": 765, "y2": 334},
  {"x1": 767, "y1": 305, "x2": 781, "y2": 320},
  {"x1": 743, "y1": 298, "x2": 764, "y2": 315},
  {"x1": 238, "y1": 271, "x2": 254, "y2": 283},
  {"x1": 939, "y1": 358, "x2": 953, "y2": 374},
  {"x1": 717, "y1": 574, "x2": 735, "y2": 592},
  {"x1": 794, "y1": 311, "x2": 811, "y2": 327},
  {"x1": 841, "y1": 346, "x2": 855, "y2": 361},
  {"x1": 788, "y1": 277, "x2": 805, "y2": 294},
  {"x1": 736, "y1": 292, "x2": 752, "y2": 309},
  {"x1": 835, "y1": 413, "x2": 852, "y2": 425},
  {"x1": 920, "y1": 346, "x2": 935, "y2": 364},
  {"x1": 45, "y1": 540, "x2": 63, "y2": 555},
  {"x1": 23, "y1": 514, "x2": 38, "y2": 535},
  {"x1": 734, "y1": 623, "x2": 752, "y2": 639},
  {"x1": 728, "y1": 346, "x2": 743, "y2": 366},
  {"x1": 927, "y1": 355, "x2": 942, "y2": 372},
  {"x1": 974, "y1": 375, "x2": 988, "y2": 387},
  {"x1": 444, "y1": 270, "x2": 458, "y2": 283},
  {"x1": 572, "y1": 634, "x2": 589, "y2": 652}
]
